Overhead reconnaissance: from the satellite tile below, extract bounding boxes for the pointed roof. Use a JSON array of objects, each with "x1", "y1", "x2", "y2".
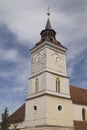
[
  {"x1": 40, "y1": 15, "x2": 56, "y2": 43},
  {"x1": 33, "y1": 10, "x2": 66, "y2": 49},
  {"x1": 40, "y1": 9, "x2": 56, "y2": 39},
  {"x1": 45, "y1": 18, "x2": 52, "y2": 29},
  {"x1": 45, "y1": 7, "x2": 51, "y2": 29}
]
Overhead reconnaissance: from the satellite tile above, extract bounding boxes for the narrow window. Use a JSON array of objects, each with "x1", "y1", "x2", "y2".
[
  {"x1": 35, "y1": 78, "x2": 39, "y2": 93},
  {"x1": 56, "y1": 78, "x2": 60, "y2": 92},
  {"x1": 82, "y1": 108, "x2": 86, "y2": 120}
]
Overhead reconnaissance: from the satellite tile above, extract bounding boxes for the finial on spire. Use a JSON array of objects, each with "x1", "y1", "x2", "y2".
[
  {"x1": 45, "y1": 7, "x2": 52, "y2": 29},
  {"x1": 47, "y1": 7, "x2": 50, "y2": 17}
]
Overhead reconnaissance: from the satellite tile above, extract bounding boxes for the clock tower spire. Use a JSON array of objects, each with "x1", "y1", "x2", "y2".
[
  {"x1": 40, "y1": 8, "x2": 56, "y2": 43},
  {"x1": 36, "y1": 9, "x2": 65, "y2": 49}
]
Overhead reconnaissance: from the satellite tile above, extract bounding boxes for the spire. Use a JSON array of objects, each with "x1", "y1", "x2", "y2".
[
  {"x1": 45, "y1": 18, "x2": 52, "y2": 29},
  {"x1": 36, "y1": 9, "x2": 66, "y2": 49},
  {"x1": 45, "y1": 7, "x2": 52, "y2": 29},
  {"x1": 40, "y1": 8, "x2": 56, "y2": 40}
]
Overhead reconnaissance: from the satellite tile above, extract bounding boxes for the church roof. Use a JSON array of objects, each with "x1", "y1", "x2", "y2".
[
  {"x1": 74, "y1": 121, "x2": 87, "y2": 130},
  {"x1": 70, "y1": 85, "x2": 87, "y2": 105},
  {"x1": 8, "y1": 104, "x2": 25, "y2": 123},
  {"x1": 35, "y1": 38, "x2": 66, "y2": 49}
]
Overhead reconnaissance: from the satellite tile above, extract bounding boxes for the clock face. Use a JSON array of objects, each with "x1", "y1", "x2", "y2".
[
  {"x1": 31, "y1": 52, "x2": 46, "y2": 74},
  {"x1": 53, "y1": 53, "x2": 59, "y2": 62},
  {"x1": 35, "y1": 54, "x2": 42, "y2": 63},
  {"x1": 35, "y1": 55, "x2": 41, "y2": 63},
  {"x1": 51, "y1": 52, "x2": 65, "y2": 70}
]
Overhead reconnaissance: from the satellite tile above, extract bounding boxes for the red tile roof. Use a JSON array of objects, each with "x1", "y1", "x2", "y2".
[
  {"x1": 70, "y1": 85, "x2": 87, "y2": 105},
  {"x1": 8, "y1": 104, "x2": 25, "y2": 123},
  {"x1": 35, "y1": 38, "x2": 66, "y2": 49},
  {"x1": 74, "y1": 120, "x2": 87, "y2": 130}
]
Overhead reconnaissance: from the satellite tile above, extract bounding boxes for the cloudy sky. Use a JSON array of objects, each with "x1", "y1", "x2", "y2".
[{"x1": 0, "y1": 0, "x2": 87, "y2": 118}]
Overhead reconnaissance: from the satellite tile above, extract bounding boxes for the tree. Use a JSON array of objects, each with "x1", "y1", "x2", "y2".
[{"x1": 1, "y1": 107, "x2": 10, "y2": 130}]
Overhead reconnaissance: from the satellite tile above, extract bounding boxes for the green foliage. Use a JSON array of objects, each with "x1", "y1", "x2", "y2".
[{"x1": 1, "y1": 107, "x2": 10, "y2": 130}]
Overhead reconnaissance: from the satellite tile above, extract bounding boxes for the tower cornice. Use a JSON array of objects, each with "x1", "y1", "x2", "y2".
[{"x1": 30, "y1": 40, "x2": 67, "y2": 54}]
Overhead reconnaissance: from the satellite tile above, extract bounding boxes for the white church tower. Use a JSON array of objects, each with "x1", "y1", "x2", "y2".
[{"x1": 25, "y1": 11, "x2": 74, "y2": 130}]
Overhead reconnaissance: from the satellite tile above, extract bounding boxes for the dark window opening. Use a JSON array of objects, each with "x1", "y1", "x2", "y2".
[
  {"x1": 34, "y1": 106, "x2": 37, "y2": 111},
  {"x1": 82, "y1": 108, "x2": 86, "y2": 120},
  {"x1": 58, "y1": 105, "x2": 62, "y2": 111},
  {"x1": 35, "y1": 78, "x2": 39, "y2": 93},
  {"x1": 56, "y1": 78, "x2": 60, "y2": 92}
]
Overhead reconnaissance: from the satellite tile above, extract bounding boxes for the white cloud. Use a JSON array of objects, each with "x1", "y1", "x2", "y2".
[
  {"x1": 12, "y1": 86, "x2": 27, "y2": 93},
  {"x1": 0, "y1": 47, "x2": 19, "y2": 62},
  {"x1": 0, "y1": 0, "x2": 46, "y2": 43},
  {"x1": 0, "y1": 0, "x2": 86, "y2": 47}
]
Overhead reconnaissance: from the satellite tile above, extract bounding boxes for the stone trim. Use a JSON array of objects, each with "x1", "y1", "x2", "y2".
[
  {"x1": 29, "y1": 69, "x2": 69, "y2": 80},
  {"x1": 30, "y1": 41, "x2": 67, "y2": 54},
  {"x1": 26, "y1": 92, "x2": 71, "y2": 101}
]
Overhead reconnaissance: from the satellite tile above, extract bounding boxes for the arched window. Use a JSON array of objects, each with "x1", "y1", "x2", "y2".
[
  {"x1": 82, "y1": 108, "x2": 86, "y2": 120},
  {"x1": 56, "y1": 78, "x2": 60, "y2": 92},
  {"x1": 35, "y1": 78, "x2": 39, "y2": 93}
]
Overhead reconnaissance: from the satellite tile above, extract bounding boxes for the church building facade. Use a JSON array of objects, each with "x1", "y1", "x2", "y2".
[{"x1": 8, "y1": 14, "x2": 87, "y2": 130}]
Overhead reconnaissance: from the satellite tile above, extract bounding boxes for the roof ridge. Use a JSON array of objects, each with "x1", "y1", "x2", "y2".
[
  {"x1": 70, "y1": 85, "x2": 87, "y2": 91},
  {"x1": 9, "y1": 103, "x2": 25, "y2": 117}
]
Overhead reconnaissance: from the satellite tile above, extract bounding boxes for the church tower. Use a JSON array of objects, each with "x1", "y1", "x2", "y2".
[{"x1": 25, "y1": 11, "x2": 74, "y2": 130}]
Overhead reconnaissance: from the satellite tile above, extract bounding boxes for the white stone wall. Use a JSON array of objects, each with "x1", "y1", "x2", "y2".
[
  {"x1": 45, "y1": 72, "x2": 70, "y2": 95},
  {"x1": 31, "y1": 42, "x2": 67, "y2": 77},
  {"x1": 46, "y1": 96, "x2": 74, "y2": 127},
  {"x1": 25, "y1": 95, "x2": 74, "y2": 128},
  {"x1": 28, "y1": 72, "x2": 46, "y2": 96},
  {"x1": 72, "y1": 103, "x2": 87, "y2": 121},
  {"x1": 31, "y1": 46, "x2": 46, "y2": 75},
  {"x1": 46, "y1": 47, "x2": 67, "y2": 74},
  {"x1": 28, "y1": 71, "x2": 70, "y2": 97},
  {"x1": 25, "y1": 96, "x2": 47, "y2": 127}
]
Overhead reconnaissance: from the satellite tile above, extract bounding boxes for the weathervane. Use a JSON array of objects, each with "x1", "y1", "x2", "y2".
[{"x1": 47, "y1": 7, "x2": 50, "y2": 17}]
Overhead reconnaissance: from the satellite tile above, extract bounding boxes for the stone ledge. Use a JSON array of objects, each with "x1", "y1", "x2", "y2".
[{"x1": 21, "y1": 126, "x2": 74, "y2": 130}]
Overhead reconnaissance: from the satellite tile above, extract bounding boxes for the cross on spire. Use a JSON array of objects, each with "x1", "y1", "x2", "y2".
[
  {"x1": 45, "y1": 7, "x2": 52, "y2": 29},
  {"x1": 47, "y1": 7, "x2": 50, "y2": 17}
]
